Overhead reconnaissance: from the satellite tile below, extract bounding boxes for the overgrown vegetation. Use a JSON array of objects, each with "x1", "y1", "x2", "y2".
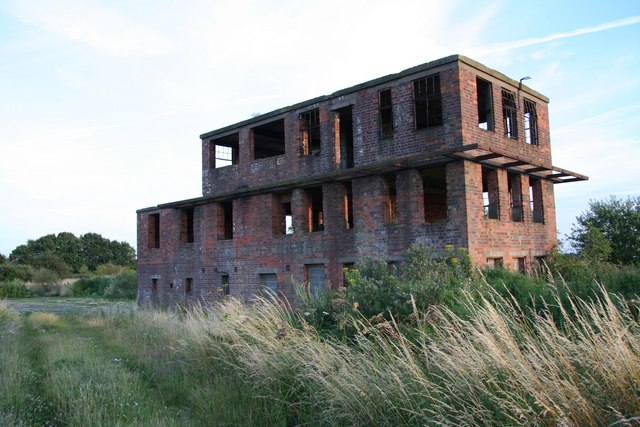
[
  {"x1": 0, "y1": 270, "x2": 136, "y2": 300},
  {"x1": 2, "y1": 268, "x2": 639, "y2": 426}
]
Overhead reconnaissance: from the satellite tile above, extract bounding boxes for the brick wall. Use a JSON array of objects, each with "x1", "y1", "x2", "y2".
[{"x1": 138, "y1": 55, "x2": 563, "y2": 306}]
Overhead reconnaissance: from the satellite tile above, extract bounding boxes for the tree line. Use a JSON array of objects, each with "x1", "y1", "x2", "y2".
[{"x1": 1, "y1": 232, "x2": 135, "y2": 277}]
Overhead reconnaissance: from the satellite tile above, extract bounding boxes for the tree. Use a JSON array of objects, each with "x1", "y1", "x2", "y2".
[
  {"x1": 8, "y1": 232, "x2": 136, "y2": 273},
  {"x1": 569, "y1": 196, "x2": 640, "y2": 265}
]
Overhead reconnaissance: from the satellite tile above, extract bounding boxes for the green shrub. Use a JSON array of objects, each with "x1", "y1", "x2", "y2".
[
  {"x1": 604, "y1": 266, "x2": 640, "y2": 299},
  {"x1": 95, "y1": 263, "x2": 128, "y2": 276},
  {"x1": 0, "y1": 263, "x2": 33, "y2": 282},
  {"x1": 0, "y1": 279, "x2": 31, "y2": 298},
  {"x1": 72, "y1": 276, "x2": 111, "y2": 297},
  {"x1": 346, "y1": 244, "x2": 474, "y2": 321},
  {"x1": 31, "y1": 267, "x2": 60, "y2": 285},
  {"x1": 104, "y1": 271, "x2": 137, "y2": 300}
]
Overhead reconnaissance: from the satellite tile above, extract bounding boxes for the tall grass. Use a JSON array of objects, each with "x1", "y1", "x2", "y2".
[
  {"x1": 2, "y1": 277, "x2": 639, "y2": 426},
  {"x1": 167, "y1": 286, "x2": 640, "y2": 426}
]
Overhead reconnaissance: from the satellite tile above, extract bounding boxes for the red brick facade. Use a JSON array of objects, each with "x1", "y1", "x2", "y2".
[{"x1": 136, "y1": 55, "x2": 586, "y2": 305}]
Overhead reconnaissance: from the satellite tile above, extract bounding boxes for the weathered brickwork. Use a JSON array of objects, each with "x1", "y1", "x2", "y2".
[{"x1": 137, "y1": 55, "x2": 586, "y2": 305}]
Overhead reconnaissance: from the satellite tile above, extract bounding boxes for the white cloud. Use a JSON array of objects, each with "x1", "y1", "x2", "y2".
[
  {"x1": 6, "y1": 0, "x2": 176, "y2": 56},
  {"x1": 474, "y1": 15, "x2": 640, "y2": 56}
]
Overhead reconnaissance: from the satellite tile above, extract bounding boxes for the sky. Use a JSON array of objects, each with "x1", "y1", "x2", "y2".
[{"x1": 1, "y1": 0, "x2": 639, "y2": 256}]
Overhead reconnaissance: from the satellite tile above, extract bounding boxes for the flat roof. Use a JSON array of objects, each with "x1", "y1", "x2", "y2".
[{"x1": 200, "y1": 54, "x2": 549, "y2": 140}]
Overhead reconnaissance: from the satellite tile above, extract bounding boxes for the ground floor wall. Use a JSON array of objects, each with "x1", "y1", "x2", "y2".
[{"x1": 136, "y1": 160, "x2": 558, "y2": 306}]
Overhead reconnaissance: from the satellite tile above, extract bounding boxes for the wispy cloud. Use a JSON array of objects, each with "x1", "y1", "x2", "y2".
[
  {"x1": 474, "y1": 15, "x2": 640, "y2": 55},
  {"x1": 6, "y1": 0, "x2": 175, "y2": 56}
]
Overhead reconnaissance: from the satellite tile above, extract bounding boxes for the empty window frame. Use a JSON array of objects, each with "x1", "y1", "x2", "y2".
[
  {"x1": 335, "y1": 106, "x2": 354, "y2": 169},
  {"x1": 524, "y1": 99, "x2": 539, "y2": 145},
  {"x1": 413, "y1": 74, "x2": 443, "y2": 129},
  {"x1": 508, "y1": 172, "x2": 523, "y2": 222},
  {"x1": 259, "y1": 273, "x2": 278, "y2": 293},
  {"x1": 252, "y1": 118, "x2": 285, "y2": 159},
  {"x1": 306, "y1": 187, "x2": 324, "y2": 232},
  {"x1": 383, "y1": 174, "x2": 397, "y2": 224},
  {"x1": 147, "y1": 213, "x2": 160, "y2": 248},
  {"x1": 305, "y1": 264, "x2": 325, "y2": 296},
  {"x1": 529, "y1": 178, "x2": 544, "y2": 223},
  {"x1": 343, "y1": 182, "x2": 354, "y2": 229},
  {"x1": 185, "y1": 277, "x2": 193, "y2": 294},
  {"x1": 151, "y1": 278, "x2": 158, "y2": 292},
  {"x1": 422, "y1": 166, "x2": 447, "y2": 222},
  {"x1": 476, "y1": 77, "x2": 493, "y2": 130},
  {"x1": 220, "y1": 274, "x2": 230, "y2": 296},
  {"x1": 502, "y1": 89, "x2": 518, "y2": 139},
  {"x1": 211, "y1": 133, "x2": 239, "y2": 168},
  {"x1": 379, "y1": 88, "x2": 393, "y2": 138},
  {"x1": 219, "y1": 201, "x2": 233, "y2": 240},
  {"x1": 513, "y1": 257, "x2": 526, "y2": 274},
  {"x1": 180, "y1": 208, "x2": 195, "y2": 243},
  {"x1": 482, "y1": 168, "x2": 499, "y2": 219},
  {"x1": 273, "y1": 193, "x2": 294, "y2": 235},
  {"x1": 487, "y1": 258, "x2": 504, "y2": 269},
  {"x1": 300, "y1": 108, "x2": 321, "y2": 155}
]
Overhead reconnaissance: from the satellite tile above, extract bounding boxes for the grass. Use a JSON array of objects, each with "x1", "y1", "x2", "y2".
[{"x1": 1, "y1": 281, "x2": 640, "y2": 426}]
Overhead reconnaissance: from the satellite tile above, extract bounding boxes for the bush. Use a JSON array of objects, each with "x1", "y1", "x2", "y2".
[
  {"x1": 31, "y1": 267, "x2": 60, "y2": 285},
  {"x1": 297, "y1": 244, "x2": 476, "y2": 338},
  {"x1": 95, "y1": 263, "x2": 128, "y2": 276},
  {"x1": 345, "y1": 244, "x2": 474, "y2": 321},
  {"x1": 0, "y1": 263, "x2": 33, "y2": 282},
  {"x1": 72, "y1": 276, "x2": 111, "y2": 297},
  {"x1": 0, "y1": 279, "x2": 31, "y2": 298},
  {"x1": 104, "y1": 271, "x2": 137, "y2": 300}
]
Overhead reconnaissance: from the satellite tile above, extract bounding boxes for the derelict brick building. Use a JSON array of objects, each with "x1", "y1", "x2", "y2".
[{"x1": 136, "y1": 55, "x2": 586, "y2": 305}]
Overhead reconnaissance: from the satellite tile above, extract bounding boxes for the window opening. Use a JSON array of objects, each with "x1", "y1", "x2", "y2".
[
  {"x1": 379, "y1": 89, "x2": 393, "y2": 137},
  {"x1": 306, "y1": 187, "x2": 324, "y2": 232},
  {"x1": 180, "y1": 208, "x2": 194, "y2": 243},
  {"x1": 219, "y1": 202, "x2": 233, "y2": 239},
  {"x1": 487, "y1": 258, "x2": 504, "y2": 269},
  {"x1": 476, "y1": 78, "x2": 493, "y2": 130},
  {"x1": 413, "y1": 74, "x2": 442, "y2": 129},
  {"x1": 334, "y1": 106, "x2": 354, "y2": 169},
  {"x1": 422, "y1": 166, "x2": 447, "y2": 222},
  {"x1": 383, "y1": 174, "x2": 397, "y2": 224},
  {"x1": 221, "y1": 274, "x2": 230, "y2": 296},
  {"x1": 508, "y1": 172, "x2": 523, "y2": 222},
  {"x1": 533, "y1": 256, "x2": 546, "y2": 274},
  {"x1": 185, "y1": 277, "x2": 193, "y2": 294},
  {"x1": 151, "y1": 278, "x2": 158, "y2": 292},
  {"x1": 259, "y1": 273, "x2": 278, "y2": 293},
  {"x1": 524, "y1": 99, "x2": 538, "y2": 145},
  {"x1": 513, "y1": 257, "x2": 526, "y2": 273},
  {"x1": 148, "y1": 213, "x2": 160, "y2": 248},
  {"x1": 306, "y1": 264, "x2": 325, "y2": 296},
  {"x1": 300, "y1": 109, "x2": 321, "y2": 155},
  {"x1": 502, "y1": 89, "x2": 518, "y2": 139},
  {"x1": 482, "y1": 168, "x2": 499, "y2": 219},
  {"x1": 273, "y1": 193, "x2": 294, "y2": 235},
  {"x1": 343, "y1": 182, "x2": 354, "y2": 229},
  {"x1": 529, "y1": 178, "x2": 544, "y2": 223},
  {"x1": 211, "y1": 133, "x2": 239, "y2": 168},
  {"x1": 252, "y1": 118, "x2": 285, "y2": 159}
]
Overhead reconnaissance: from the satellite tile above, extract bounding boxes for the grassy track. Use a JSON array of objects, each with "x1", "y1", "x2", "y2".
[{"x1": 0, "y1": 300, "x2": 285, "y2": 426}]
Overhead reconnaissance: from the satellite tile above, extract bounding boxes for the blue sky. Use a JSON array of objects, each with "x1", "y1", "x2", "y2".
[{"x1": 1, "y1": 0, "x2": 639, "y2": 256}]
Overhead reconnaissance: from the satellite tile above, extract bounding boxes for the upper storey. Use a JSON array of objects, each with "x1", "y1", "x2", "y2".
[{"x1": 200, "y1": 55, "x2": 558, "y2": 197}]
